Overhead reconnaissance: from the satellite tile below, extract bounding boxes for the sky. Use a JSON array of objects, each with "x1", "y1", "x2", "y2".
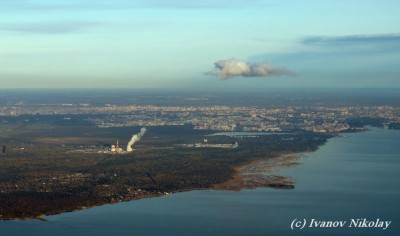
[{"x1": 0, "y1": 0, "x2": 399, "y2": 89}]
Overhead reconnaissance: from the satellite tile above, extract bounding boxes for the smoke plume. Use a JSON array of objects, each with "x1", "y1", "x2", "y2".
[
  {"x1": 127, "y1": 127, "x2": 147, "y2": 152},
  {"x1": 207, "y1": 58, "x2": 293, "y2": 79}
]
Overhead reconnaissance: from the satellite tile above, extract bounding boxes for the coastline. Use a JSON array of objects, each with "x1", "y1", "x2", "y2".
[
  {"x1": 2, "y1": 129, "x2": 382, "y2": 221},
  {"x1": 212, "y1": 153, "x2": 304, "y2": 191},
  {"x1": 1, "y1": 132, "x2": 332, "y2": 222},
  {"x1": 1, "y1": 152, "x2": 307, "y2": 221},
  {"x1": 2, "y1": 125, "x2": 399, "y2": 235}
]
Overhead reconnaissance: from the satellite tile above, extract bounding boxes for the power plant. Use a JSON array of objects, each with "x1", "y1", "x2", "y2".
[
  {"x1": 108, "y1": 127, "x2": 147, "y2": 154},
  {"x1": 68, "y1": 127, "x2": 147, "y2": 155},
  {"x1": 110, "y1": 140, "x2": 124, "y2": 154}
]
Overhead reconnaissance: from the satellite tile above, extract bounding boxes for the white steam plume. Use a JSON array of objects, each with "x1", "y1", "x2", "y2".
[
  {"x1": 127, "y1": 127, "x2": 147, "y2": 152},
  {"x1": 207, "y1": 58, "x2": 293, "y2": 79}
]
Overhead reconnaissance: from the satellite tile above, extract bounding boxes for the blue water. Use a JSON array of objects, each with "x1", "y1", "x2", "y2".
[{"x1": 1, "y1": 127, "x2": 399, "y2": 235}]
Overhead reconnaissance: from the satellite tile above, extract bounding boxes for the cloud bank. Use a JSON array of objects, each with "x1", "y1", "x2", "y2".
[
  {"x1": 301, "y1": 34, "x2": 400, "y2": 46},
  {"x1": 207, "y1": 59, "x2": 293, "y2": 79}
]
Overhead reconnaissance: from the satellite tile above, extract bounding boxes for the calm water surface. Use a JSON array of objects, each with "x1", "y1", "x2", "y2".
[{"x1": 1, "y1": 127, "x2": 399, "y2": 236}]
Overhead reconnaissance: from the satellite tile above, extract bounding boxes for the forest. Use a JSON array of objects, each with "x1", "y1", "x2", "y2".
[{"x1": 0, "y1": 124, "x2": 331, "y2": 220}]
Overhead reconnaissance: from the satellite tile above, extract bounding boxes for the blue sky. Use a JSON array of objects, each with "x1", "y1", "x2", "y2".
[{"x1": 0, "y1": 0, "x2": 399, "y2": 89}]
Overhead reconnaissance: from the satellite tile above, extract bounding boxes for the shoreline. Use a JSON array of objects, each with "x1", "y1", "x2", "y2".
[
  {"x1": 1, "y1": 152, "x2": 307, "y2": 221},
  {"x1": 212, "y1": 152, "x2": 305, "y2": 191}
]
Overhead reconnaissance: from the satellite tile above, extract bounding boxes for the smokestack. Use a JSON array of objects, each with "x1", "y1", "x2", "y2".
[
  {"x1": 127, "y1": 127, "x2": 147, "y2": 152},
  {"x1": 2, "y1": 145, "x2": 5, "y2": 154}
]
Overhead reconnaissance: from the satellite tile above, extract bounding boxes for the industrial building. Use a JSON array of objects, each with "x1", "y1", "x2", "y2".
[{"x1": 110, "y1": 140, "x2": 124, "y2": 154}]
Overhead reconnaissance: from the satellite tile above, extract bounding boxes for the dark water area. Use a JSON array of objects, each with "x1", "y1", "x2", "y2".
[{"x1": 1, "y1": 127, "x2": 399, "y2": 235}]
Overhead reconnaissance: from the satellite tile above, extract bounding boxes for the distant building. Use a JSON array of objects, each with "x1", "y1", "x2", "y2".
[
  {"x1": 110, "y1": 140, "x2": 124, "y2": 154},
  {"x1": 2, "y1": 145, "x2": 5, "y2": 154}
]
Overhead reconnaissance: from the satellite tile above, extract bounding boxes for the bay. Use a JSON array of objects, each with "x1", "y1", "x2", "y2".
[{"x1": 1, "y1": 127, "x2": 399, "y2": 235}]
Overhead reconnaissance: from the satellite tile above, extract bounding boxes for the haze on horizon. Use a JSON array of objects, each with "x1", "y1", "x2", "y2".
[{"x1": 0, "y1": 0, "x2": 399, "y2": 89}]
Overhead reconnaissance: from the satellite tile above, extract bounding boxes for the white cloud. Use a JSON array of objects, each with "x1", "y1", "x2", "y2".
[{"x1": 207, "y1": 58, "x2": 294, "y2": 79}]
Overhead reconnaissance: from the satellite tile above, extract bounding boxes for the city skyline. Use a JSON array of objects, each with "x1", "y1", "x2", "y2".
[{"x1": 1, "y1": 0, "x2": 399, "y2": 89}]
